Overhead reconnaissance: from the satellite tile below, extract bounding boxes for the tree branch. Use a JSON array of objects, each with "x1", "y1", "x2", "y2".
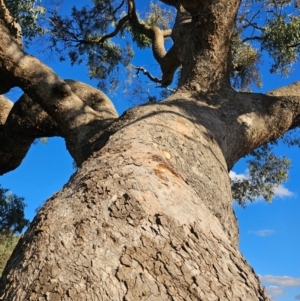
[
  {"x1": 267, "y1": 81, "x2": 300, "y2": 97},
  {"x1": 216, "y1": 87, "x2": 300, "y2": 169},
  {"x1": 0, "y1": 0, "x2": 22, "y2": 46},
  {"x1": 98, "y1": 15, "x2": 129, "y2": 45},
  {"x1": 132, "y1": 65, "x2": 162, "y2": 84},
  {"x1": 0, "y1": 20, "x2": 119, "y2": 165},
  {"x1": 127, "y1": 0, "x2": 168, "y2": 59},
  {"x1": 127, "y1": 0, "x2": 180, "y2": 86},
  {"x1": 266, "y1": 81, "x2": 300, "y2": 129},
  {"x1": 112, "y1": 0, "x2": 125, "y2": 15},
  {"x1": 160, "y1": 45, "x2": 181, "y2": 86},
  {"x1": 48, "y1": 14, "x2": 130, "y2": 46},
  {"x1": 0, "y1": 80, "x2": 119, "y2": 175},
  {"x1": 0, "y1": 93, "x2": 61, "y2": 175},
  {"x1": 241, "y1": 36, "x2": 263, "y2": 43},
  {"x1": 0, "y1": 21, "x2": 91, "y2": 129}
]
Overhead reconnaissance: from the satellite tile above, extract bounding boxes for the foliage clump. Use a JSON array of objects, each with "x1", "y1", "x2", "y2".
[
  {"x1": 0, "y1": 185, "x2": 28, "y2": 276},
  {"x1": 5, "y1": 0, "x2": 45, "y2": 42},
  {"x1": 0, "y1": 233, "x2": 19, "y2": 276},
  {"x1": 0, "y1": 185, "x2": 29, "y2": 234},
  {"x1": 233, "y1": 0, "x2": 300, "y2": 90},
  {"x1": 231, "y1": 143, "x2": 291, "y2": 206},
  {"x1": 231, "y1": 38, "x2": 262, "y2": 90},
  {"x1": 8, "y1": 0, "x2": 300, "y2": 93}
]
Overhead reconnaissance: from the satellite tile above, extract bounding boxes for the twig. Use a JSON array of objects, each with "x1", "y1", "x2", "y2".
[
  {"x1": 132, "y1": 65, "x2": 162, "y2": 84},
  {"x1": 132, "y1": 65, "x2": 176, "y2": 92}
]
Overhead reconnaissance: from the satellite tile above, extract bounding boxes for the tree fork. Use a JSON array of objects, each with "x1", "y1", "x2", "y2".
[
  {"x1": 0, "y1": 99, "x2": 271, "y2": 300},
  {"x1": 2, "y1": 0, "x2": 300, "y2": 300}
]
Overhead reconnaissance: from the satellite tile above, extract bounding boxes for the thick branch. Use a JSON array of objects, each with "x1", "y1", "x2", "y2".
[
  {"x1": 127, "y1": 0, "x2": 170, "y2": 59},
  {"x1": 0, "y1": 94, "x2": 61, "y2": 175},
  {"x1": 0, "y1": 80, "x2": 119, "y2": 175},
  {"x1": 266, "y1": 81, "x2": 300, "y2": 129},
  {"x1": 127, "y1": 0, "x2": 180, "y2": 86},
  {"x1": 160, "y1": 45, "x2": 181, "y2": 86},
  {"x1": 0, "y1": 20, "x2": 119, "y2": 165},
  {"x1": 215, "y1": 86, "x2": 300, "y2": 169},
  {"x1": 267, "y1": 81, "x2": 300, "y2": 97},
  {"x1": 0, "y1": 20, "x2": 95, "y2": 130}
]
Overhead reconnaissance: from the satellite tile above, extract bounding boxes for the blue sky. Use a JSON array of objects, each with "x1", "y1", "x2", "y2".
[
  {"x1": 1, "y1": 1, "x2": 300, "y2": 300},
  {"x1": 230, "y1": 66, "x2": 300, "y2": 300}
]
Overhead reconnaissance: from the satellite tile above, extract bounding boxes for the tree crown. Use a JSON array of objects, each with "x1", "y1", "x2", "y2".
[
  {"x1": 10, "y1": 0, "x2": 300, "y2": 93},
  {"x1": 0, "y1": 185, "x2": 28, "y2": 234}
]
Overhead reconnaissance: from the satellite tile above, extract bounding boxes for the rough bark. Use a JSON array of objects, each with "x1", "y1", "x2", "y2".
[
  {"x1": 1, "y1": 0, "x2": 300, "y2": 300},
  {"x1": 0, "y1": 97, "x2": 269, "y2": 301}
]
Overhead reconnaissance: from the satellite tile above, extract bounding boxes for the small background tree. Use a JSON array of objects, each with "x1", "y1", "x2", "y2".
[{"x1": 0, "y1": 185, "x2": 28, "y2": 275}]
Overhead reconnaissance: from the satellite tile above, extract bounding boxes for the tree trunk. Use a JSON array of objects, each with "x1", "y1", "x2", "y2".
[{"x1": 0, "y1": 92, "x2": 272, "y2": 300}]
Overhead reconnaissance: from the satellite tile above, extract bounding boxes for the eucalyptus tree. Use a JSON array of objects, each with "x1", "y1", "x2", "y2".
[{"x1": 1, "y1": 0, "x2": 300, "y2": 300}]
